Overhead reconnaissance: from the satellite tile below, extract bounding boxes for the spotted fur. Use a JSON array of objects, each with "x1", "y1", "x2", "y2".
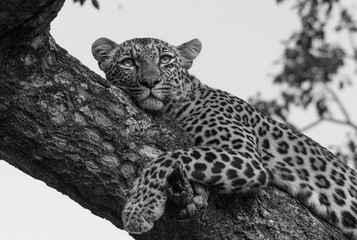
[{"x1": 92, "y1": 37, "x2": 357, "y2": 238}]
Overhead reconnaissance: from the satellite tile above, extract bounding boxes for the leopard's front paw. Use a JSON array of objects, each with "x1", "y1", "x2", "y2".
[
  {"x1": 122, "y1": 208, "x2": 155, "y2": 234},
  {"x1": 122, "y1": 192, "x2": 167, "y2": 234}
]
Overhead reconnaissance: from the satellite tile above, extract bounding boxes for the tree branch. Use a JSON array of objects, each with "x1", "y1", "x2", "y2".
[
  {"x1": 325, "y1": 85, "x2": 352, "y2": 122},
  {"x1": 299, "y1": 118, "x2": 324, "y2": 132},
  {"x1": 323, "y1": 85, "x2": 357, "y2": 133},
  {"x1": 325, "y1": 117, "x2": 357, "y2": 132}
]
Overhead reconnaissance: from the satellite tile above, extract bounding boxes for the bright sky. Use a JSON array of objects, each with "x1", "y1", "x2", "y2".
[{"x1": 1, "y1": 0, "x2": 356, "y2": 240}]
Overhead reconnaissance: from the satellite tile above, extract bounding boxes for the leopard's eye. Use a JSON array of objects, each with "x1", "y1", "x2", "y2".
[
  {"x1": 120, "y1": 58, "x2": 135, "y2": 67},
  {"x1": 159, "y1": 54, "x2": 174, "y2": 64}
]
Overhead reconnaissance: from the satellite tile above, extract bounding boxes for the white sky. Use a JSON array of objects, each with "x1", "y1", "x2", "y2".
[{"x1": 1, "y1": 0, "x2": 356, "y2": 240}]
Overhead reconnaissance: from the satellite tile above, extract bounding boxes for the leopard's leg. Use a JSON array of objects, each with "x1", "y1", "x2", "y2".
[
  {"x1": 165, "y1": 162, "x2": 209, "y2": 219},
  {"x1": 122, "y1": 146, "x2": 269, "y2": 234}
]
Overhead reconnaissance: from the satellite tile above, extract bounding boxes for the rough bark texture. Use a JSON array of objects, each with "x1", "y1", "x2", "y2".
[{"x1": 0, "y1": 1, "x2": 349, "y2": 239}]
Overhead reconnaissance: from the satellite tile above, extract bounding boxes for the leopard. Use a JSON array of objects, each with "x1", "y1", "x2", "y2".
[{"x1": 92, "y1": 37, "x2": 357, "y2": 239}]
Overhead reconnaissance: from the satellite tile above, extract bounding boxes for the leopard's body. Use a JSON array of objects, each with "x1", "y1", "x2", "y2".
[{"x1": 92, "y1": 37, "x2": 357, "y2": 238}]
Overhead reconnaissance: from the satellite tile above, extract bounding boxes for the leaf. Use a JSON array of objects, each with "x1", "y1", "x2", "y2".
[
  {"x1": 73, "y1": 0, "x2": 85, "y2": 5},
  {"x1": 325, "y1": 1, "x2": 333, "y2": 16},
  {"x1": 92, "y1": 0, "x2": 100, "y2": 9},
  {"x1": 348, "y1": 140, "x2": 357, "y2": 153},
  {"x1": 335, "y1": 25, "x2": 342, "y2": 32},
  {"x1": 316, "y1": 99, "x2": 328, "y2": 118},
  {"x1": 339, "y1": 81, "x2": 344, "y2": 89}
]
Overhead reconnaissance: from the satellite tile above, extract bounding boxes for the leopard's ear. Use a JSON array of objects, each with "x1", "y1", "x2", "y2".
[
  {"x1": 177, "y1": 39, "x2": 202, "y2": 69},
  {"x1": 92, "y1": 37, "x2": 118, "y2": 71}
]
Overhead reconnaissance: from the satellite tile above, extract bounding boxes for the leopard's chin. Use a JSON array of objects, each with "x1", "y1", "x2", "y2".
[{"x1": 139, "y1": 96, "x2": 165, "y2": 112}]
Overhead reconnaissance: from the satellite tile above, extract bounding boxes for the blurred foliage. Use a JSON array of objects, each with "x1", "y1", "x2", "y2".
[
  {"x1": 73, "y1": 0, "x2": 99, "y2": 9},
  {"x1": 250, "y1": 0, "x2": 357, "y2": 167}
]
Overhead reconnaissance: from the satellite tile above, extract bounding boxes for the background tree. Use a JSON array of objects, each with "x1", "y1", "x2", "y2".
[
  {"x1": 250, "y1": 0, "x2": 357, "y2": 168},
  {"x1": 0, "y1": 0, "x2": 355, "y2": 239}
]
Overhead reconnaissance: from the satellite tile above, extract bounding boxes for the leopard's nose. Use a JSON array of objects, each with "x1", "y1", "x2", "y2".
[{"x1": 139, "y1": 78, "x2": 161, "y2": 88}]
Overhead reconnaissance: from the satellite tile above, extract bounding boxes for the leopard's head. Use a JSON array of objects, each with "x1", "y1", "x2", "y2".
[{"x1": 92, "y1": 37, "x2": 201, "y2": 111}]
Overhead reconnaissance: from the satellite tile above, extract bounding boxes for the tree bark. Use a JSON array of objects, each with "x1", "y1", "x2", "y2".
[{"x1": 0, "y1": 1, "x2": 348, "y2": 239}]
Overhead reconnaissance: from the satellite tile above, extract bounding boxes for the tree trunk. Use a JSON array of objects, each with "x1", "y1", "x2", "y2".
[{"x1": 0, "y1": 1, "x2": 348, "y2": 239}]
